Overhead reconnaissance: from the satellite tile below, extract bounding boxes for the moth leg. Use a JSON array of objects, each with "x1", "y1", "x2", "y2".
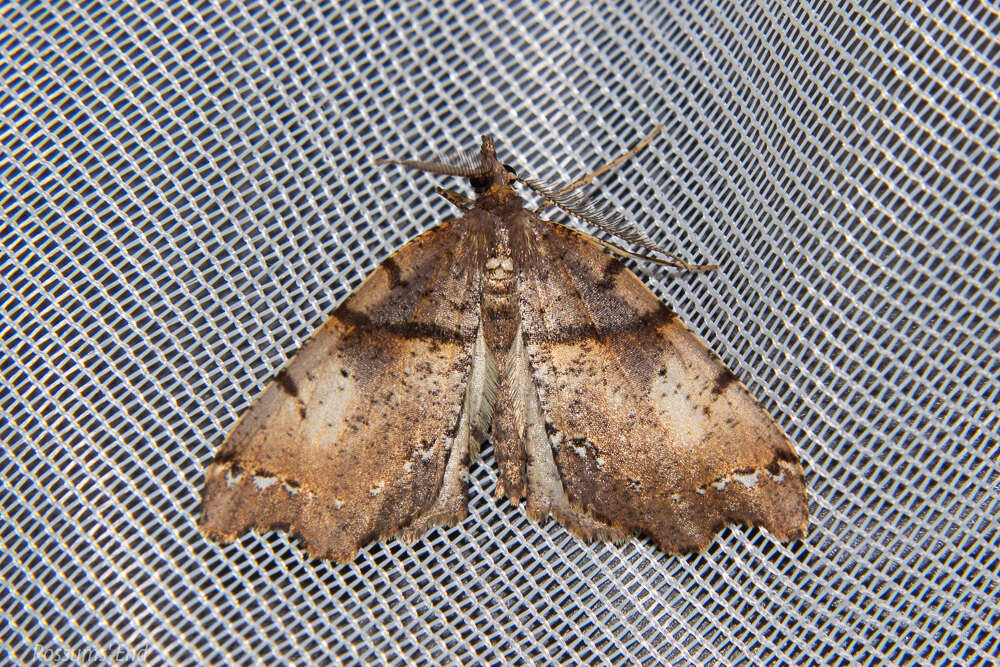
[
  {"x1": 587, "y1": 235, "x2": 718, "y2": 272},
  {"x1": 436, "y1": 187, "x2": 474, "y2": 213},
  {"x1": 527, "y1": 123, "x2": 716, "y2": 272},
  {"x1": 535, "y1": 123, "x2": 663, "y2": 214}
]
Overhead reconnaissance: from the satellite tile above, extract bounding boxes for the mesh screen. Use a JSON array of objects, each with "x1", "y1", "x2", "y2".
[{"x1": 2, "y1": 0, "x2": 998, "y2": 664}]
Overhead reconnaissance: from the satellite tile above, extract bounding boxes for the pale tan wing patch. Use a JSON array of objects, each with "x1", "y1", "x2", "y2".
[
  {"x1": 514, "y1": 219, "x2": 808, "y2": 553},
  {"x1": 200, "y1": 216, "x2": 489, "y2": 562}
]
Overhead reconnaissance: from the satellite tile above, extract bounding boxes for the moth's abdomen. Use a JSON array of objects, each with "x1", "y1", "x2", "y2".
[{"x1": 481, "y1": 253, "x2": 519, "y2": 354}]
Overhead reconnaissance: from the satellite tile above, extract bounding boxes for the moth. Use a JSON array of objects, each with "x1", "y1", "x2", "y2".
[{"x1": 199, "y1": 128, "x2": 808, "y2": 563}]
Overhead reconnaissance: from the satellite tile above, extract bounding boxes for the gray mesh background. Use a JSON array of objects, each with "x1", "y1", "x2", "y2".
[{"x1": 2, "y1": 0, "x2": 998, "y2": 664}]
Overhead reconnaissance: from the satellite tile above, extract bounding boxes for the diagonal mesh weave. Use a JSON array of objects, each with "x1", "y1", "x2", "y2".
[{"x1": 2, "y1": 0, "x2": 998, "y2": 664}]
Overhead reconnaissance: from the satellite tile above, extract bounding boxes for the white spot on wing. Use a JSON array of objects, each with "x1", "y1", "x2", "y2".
[
  {"x1": 225, "y1": 467, "x2": 243, "y2": 487},
  {"x1": 418, "y1": 441, "x2": 437, "y2": 461},
  {"x1": 253, "y1": 474, "x2": 276, "y2": 490},
  {"x1": 732, "y1": 471, "x2": 759, "y2": 488},
  {"x1": 369, "y1": 481, "x2": 384, "y2": 496}
]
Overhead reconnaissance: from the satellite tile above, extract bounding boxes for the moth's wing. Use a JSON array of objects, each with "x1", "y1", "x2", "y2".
[
  {"x1": 200, "y1": 215, "x2": 490, "y2": 563},
  {"x1": 513, "y1": 220, "x2": 808, "y2": 553}
]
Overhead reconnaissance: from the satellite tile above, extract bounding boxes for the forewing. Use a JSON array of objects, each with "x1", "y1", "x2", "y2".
[
  {"x1": 516, "y1": 220, "x2": 808, "y2": 553},
  {"x1": 200, "y1": 216, "x2": 487, "y2": 562}
]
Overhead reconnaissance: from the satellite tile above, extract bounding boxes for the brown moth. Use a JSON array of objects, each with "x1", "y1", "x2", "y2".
[{"x1": 199, "y1": 130, "x2": 808, "y2": 563}]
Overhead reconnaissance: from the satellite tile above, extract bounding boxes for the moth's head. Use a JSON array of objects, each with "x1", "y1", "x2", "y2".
[
  {"x1": 469, "y1": 135, "x2": 517, "y2": 195},
  {"x1": 375, "y1": 134, "x2": 518, "y2": 200}
]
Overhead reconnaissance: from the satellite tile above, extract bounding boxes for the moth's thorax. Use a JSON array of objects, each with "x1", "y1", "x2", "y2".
[{"x1": 473, "y1": 183, "x2": 521, "y2": 212}]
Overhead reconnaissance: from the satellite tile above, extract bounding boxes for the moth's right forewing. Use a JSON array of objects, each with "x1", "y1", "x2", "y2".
[
  {"x1": 515, "y1": 220, "x2": 808, "y2": 553},
  {"x1": 200, "y1": 216, "x2": 487, "y2": 562}
]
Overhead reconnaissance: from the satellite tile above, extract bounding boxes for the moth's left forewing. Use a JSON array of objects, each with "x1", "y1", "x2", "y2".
[
  {"x1": 516, "y1": 220, "x2": 808, "y2": 553},
  {"x1": 200, "y1": 217, "x2": 489, "y2": 562}
]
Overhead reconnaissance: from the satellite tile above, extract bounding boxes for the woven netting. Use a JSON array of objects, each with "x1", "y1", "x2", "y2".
[{"x1": 2, "y1": 0, "x2": 997, "y2": 664}]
